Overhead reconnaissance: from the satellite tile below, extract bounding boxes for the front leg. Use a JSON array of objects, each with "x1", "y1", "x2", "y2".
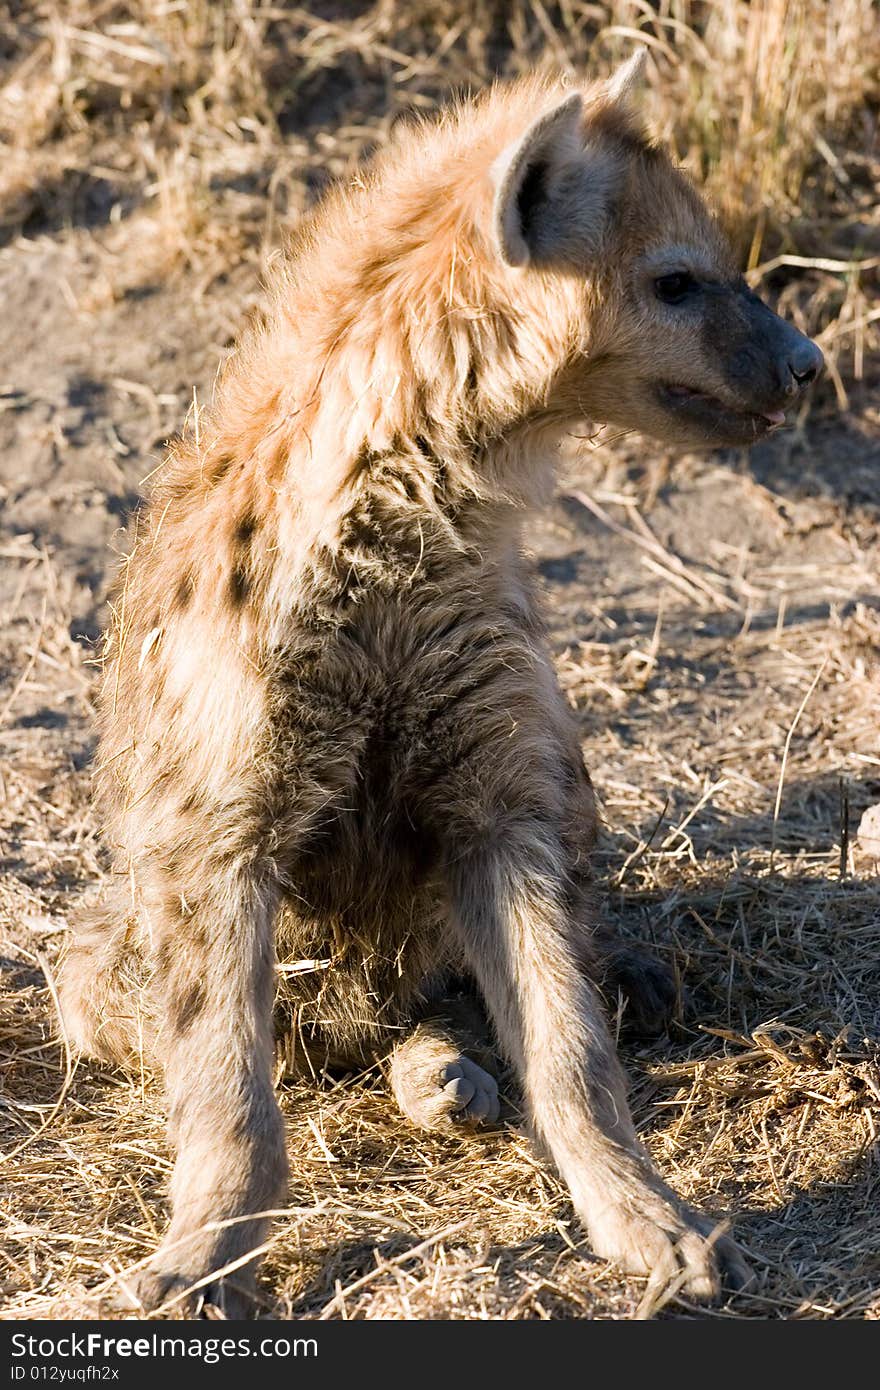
[
  {"x1": 444, "y1": 824, "x2": 748, "y2": 1300},
  {"x1": 130, "y1": 867, "x2": 287, "y2": 1317}
]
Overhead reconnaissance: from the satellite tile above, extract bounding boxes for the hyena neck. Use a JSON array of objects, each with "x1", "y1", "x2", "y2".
[
  {"x1": 217, "y1": 108, "x2": 589, "y2": 555},
  {"x1": 291, "y1": 435, "x2": 539, "y2": 623},
  {"x1": 176, "y1": 89, "x2": 599, "y2": 618}
]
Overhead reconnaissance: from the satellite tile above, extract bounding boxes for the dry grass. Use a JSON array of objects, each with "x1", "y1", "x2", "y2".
[
  {"x1": 2, "y1": 1, "x2": 879, "y2": 346},
  {"x1": 1, "y1": 1, "x2": 879, "y2": 1320}
]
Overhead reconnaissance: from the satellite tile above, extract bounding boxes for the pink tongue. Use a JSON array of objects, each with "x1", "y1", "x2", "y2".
[{"x1": 763, "y1": 409, "x2": 786, "y2": 426}]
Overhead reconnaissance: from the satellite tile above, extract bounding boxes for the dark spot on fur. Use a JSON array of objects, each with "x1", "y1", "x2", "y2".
[
  {"x1": 341, "y1": 500, "x2": 381, "y2": 552},
  {"x1": 229, "y1": 564, "x2": 250, "y2": 606},
  {"x1": 398, "y1": 470, "x2": 420, "y2": 503},
  {"x1": 171, "y1": 981, "x2": 207, "y2": 1033},
  {"x1": 175, "y1": 571, "x2": 194, "y2": 610},
  {"x1": 234, "y1": 513, "x2": 259, "y2": 546},
  {"x1": 413, "y1": 434, "x2": 434, "y2": 460},
  {"x1": 211, "y1": 453, "x2": 234, "y2": 483},
  {"x1": 353, "y1": 442, "x2": 378, "y2": 473}
]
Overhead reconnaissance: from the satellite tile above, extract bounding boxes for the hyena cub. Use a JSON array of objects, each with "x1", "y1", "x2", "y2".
[{"x1": 59, "y1": 51, "x2": 821, "y2": 1315}]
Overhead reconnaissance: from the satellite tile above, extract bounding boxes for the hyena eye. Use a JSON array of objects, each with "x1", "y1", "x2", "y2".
[{"x1": 654, "y1": 271, "x2": 697, "y2": 305}]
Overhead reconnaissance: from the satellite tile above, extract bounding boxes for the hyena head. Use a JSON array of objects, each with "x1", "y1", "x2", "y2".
[{"x1": 485, "y1": 51, "x2": 823, "y2": 448}]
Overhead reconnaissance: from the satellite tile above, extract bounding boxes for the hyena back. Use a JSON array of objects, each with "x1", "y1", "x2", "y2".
[{"x1": 59, "y1": 51, "x2": 821, "y2": 1314}]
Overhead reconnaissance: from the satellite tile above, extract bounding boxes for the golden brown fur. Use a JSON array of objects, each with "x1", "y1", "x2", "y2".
[{"x1": 58, "y1": 52, "x2": 823, "y2": 1314}]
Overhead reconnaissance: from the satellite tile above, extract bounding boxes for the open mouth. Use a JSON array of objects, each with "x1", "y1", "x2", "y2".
[{"x1": 658, "y1": 383, "x2": 787, "y2": 438}]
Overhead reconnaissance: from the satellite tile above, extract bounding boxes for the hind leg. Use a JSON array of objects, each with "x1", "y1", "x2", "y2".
[
  {"x1": 57, "y1": 885, "x2": 152, "y2": 1067},
  {"x1": 387, "y1": 940, "x2": 675, "y2": 1134},
  {"x1": 388, "y1": 988, "x2": 500, "y2": 1131},
  {"x1": 128, "y1": 864, "x2": 287, "y2": 1317}
]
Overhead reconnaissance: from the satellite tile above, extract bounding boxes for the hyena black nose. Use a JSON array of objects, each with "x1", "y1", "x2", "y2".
[{"x1": 788, "y1": 337, "x2": 824, "y2": 389}]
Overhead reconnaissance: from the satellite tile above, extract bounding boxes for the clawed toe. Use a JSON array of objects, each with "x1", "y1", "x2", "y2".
[
  {"x1": 442, "y1": 1056, "x2": 499, "y2": 1124},
  {"x1": 441, "y1": 1063, "x2": 476, "y2": 1105},
  {"x1": 121, "y1": 1258, "x2": 257, "y2": 1319},
  {"x1": 587, "y1": 1181, "x2": 751, "y2": 1309},
  {"x1": 391, "y1": 1034, "x2": 501, "y2": 1131}
]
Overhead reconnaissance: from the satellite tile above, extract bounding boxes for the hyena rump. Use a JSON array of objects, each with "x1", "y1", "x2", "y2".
[{"x1": 59, "y1": 51, "x2": 822, "y2": 1314}]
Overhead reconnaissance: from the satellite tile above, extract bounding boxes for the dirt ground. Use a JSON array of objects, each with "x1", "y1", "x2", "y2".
[{"x1": 2, "y1": 2, "x2": 880, "y2": 1321}]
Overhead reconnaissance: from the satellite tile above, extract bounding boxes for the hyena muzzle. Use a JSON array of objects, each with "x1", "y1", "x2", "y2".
[{"x1": 58, "y1": 50, "x2": 821, "y2": 1315}]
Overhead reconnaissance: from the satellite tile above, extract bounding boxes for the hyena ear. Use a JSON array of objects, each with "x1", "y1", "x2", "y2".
[
  {"x1": 491, "y1": 91, "x2": 587, "y2": 268},
  {"x1": 606, "y1": 47, "x2": 648, "y2": 107}
]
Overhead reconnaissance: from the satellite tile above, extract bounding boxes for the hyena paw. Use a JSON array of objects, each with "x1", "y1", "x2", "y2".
[
  {"x1": 605, "y1": 944, "x2": 677, "y2": 1037},
  {"x1": 587, "y1": 1186, "x2": 750, "y2": 1302},
  {"x1": 124, "y1": 1252, "x2": 257, "y2": 1318},
  {"x1": 436, "y1": 1056, "x2": 500, "y2": 1125},
  {"x1": 391, "y1": 1037, "x2": 500, "y2": 1131}
]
